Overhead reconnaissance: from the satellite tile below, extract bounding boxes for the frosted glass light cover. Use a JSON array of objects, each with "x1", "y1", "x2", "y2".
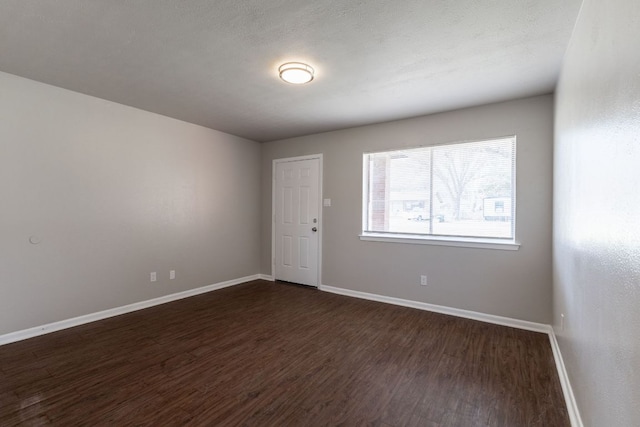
[{"x1": 279, "y1": 62, "x2": 314, "y2": 84}]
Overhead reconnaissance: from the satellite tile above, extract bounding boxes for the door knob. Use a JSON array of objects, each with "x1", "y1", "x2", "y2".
[{"x1": 312, "y1": 227, "x2": 318, "y2": 232}]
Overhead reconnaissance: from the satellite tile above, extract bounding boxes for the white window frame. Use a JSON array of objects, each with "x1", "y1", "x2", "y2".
[{"x1": 360, "y1": 137, "x2": 520, "y2": 251}]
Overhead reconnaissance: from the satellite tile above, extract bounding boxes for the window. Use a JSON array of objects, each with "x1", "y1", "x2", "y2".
[{"x1": 362, "y1": 136, "x2": 516, "y2": 247}]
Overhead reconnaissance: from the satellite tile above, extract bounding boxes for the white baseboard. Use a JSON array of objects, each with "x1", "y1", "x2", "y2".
[
  {"x1": 319, "y1": 284, "x2": 551, "y2": 333},
  {"x1": 259, "y1": 274, "x2": 275, "y2": 281},
  {"x1": 0, "y1": 274, "x2": 262, "y2": 346},
  {"x1": 548, "y1": 330, "x2": 584, "y2": 427},
  {"x1": 318, "y1": 283, "x2": 582, "y2": 427}
]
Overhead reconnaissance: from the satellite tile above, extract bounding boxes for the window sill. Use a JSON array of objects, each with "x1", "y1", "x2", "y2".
[{"x1": 359, "y1": 233, "x2": 520, "y2": 251}]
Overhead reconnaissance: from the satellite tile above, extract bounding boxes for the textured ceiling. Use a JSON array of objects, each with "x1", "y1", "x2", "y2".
[{"x1": 0, "y1": 1, "x2": 582, "y2": 142}]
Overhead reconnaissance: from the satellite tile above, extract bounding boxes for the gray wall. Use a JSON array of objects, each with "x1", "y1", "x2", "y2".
[
  {"x1": 553, "y1": 0, "x2": 640, "y2": 425},
  {"x1": 0, "y1": 72, "x2": 261, "y2": 335},
  {"x1": 262, "y1": 95, "x2": 554, "y2": 323}
]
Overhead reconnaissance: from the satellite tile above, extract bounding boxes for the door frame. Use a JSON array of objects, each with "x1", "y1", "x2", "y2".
[{"x1": 271, "y1": 154, "x2": 323, "y2": 286}]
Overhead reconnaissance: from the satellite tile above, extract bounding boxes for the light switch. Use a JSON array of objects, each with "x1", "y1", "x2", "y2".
[{"x1": 323, "y1": 198, "x2": 331, "y2": 207}]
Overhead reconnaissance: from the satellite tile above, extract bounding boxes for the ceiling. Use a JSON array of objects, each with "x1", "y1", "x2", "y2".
[{"x1": 0, "y1": 1, "x2": 582, "y2": 142}]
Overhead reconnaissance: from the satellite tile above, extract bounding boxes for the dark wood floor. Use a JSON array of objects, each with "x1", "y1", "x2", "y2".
[{"x1": 0, "y1": 280, "x2": 569, "y2": 426}]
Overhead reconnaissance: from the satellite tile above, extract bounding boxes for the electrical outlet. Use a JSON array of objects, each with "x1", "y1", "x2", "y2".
[
  {"x1": 420, "y1": 275, "x2": 427, "y2": 286},
  {"x1": 150, "y1": 272, "x2": 157, "y2": 282},
  {"x1": 170, "y1": 270, "x2": 176, "y2": 280}
]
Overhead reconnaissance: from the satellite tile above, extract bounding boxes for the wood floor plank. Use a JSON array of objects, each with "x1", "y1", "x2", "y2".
[{"x1": 0, "y1": 280, "x2": 569, "y2": 426}]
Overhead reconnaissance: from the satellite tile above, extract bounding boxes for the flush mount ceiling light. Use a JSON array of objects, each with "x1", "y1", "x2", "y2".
[{"x1": 278, "y1": 62, "x2": 314, "y2": 84}]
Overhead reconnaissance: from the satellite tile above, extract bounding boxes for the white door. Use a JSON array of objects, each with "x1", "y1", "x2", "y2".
[{"x1": 274, "y1": 157, "x2": 321, "y2": 286}]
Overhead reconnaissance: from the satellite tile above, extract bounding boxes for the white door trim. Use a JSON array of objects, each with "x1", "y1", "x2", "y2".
[{"x1": 272, "y1": 154, "x2": 323, "y2": 286}]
